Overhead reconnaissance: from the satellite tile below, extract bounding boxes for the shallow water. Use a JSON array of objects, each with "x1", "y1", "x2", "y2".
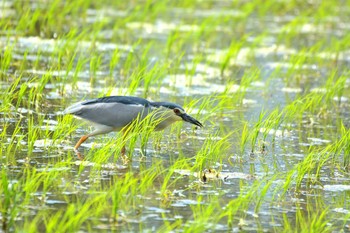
[{"x1": 1, "y1": 1, "x2": 350, "y2": 232}]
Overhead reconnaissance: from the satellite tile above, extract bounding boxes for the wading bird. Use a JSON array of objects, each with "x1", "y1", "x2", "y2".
[{"x1": 64, "y1": 96, "x2": 203, "y2": 160}]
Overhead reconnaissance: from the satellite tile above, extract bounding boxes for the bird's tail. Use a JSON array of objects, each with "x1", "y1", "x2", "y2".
[{"x1": 60, "y1": 102, "x2": 84, "y2": 115}]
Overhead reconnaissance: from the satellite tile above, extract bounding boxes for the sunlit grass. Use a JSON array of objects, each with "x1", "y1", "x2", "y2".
[{"x1": 1, "y1": 0, "x2": 350, "y2": 232}]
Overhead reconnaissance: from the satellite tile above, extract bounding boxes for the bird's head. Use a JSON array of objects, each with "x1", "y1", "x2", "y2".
[
  {"x1": 171, "y1": 107, "x2": 203, "y2": 127},
  {"x1": 152, "y1": 102, "x2": 203, "y2": 128}
]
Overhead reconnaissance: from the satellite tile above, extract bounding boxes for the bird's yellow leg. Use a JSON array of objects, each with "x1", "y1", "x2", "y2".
[
  {"x1": 74, "y1": 135, "x2": 89, "y2": 150},
  {"x1": 120, "y1": 129, "x2": 130, "y2": 164},
  {"x1": 74, "y1": 135, "x2": 89, "y2": 160}
]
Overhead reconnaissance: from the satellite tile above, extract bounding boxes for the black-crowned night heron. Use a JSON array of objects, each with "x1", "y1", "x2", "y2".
[{"x1": 64, "y1": 96, "x2": 203, "y2": 159}]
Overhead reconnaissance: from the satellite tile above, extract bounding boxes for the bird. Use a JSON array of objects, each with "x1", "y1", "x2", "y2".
[{"x1": 63, "y1": 96, "x2": 203, "y2": 160}]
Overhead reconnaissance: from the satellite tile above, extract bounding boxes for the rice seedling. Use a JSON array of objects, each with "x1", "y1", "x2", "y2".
[
  {"x1": 1, "y1": 0, "x2": 350, "y2": 231},
  {"x1": 0, "y1": 168, "x2": 21, "y2": 232}
]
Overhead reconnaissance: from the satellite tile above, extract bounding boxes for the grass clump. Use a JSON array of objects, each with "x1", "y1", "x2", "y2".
[{"x1": 1, "y1": 0, "x2": 350, "y2": 232}]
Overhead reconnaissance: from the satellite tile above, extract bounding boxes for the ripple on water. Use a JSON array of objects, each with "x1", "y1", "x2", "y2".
[
  {"x1": 171, "y1": 199, "x2": 202, "y2": 207},
  {"x1": 323, "y1": 185, "x2": 350, "y2": 192}
]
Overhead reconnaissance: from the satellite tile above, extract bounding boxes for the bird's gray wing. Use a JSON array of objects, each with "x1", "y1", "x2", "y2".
[
  {"x1": 82, "y1": 96, "x2": 151, "y2": 107},
  {"x1": 71, "y1": 102, "x2": 150, "y2": 129},
  {"x1": 65, "y1": 96, "x2": 152, "y2": 129}
]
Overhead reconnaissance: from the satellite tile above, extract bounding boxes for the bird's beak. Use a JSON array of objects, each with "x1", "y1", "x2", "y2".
[{"x1": 181, "y1": 114, "x2": 203, "y2": 127}]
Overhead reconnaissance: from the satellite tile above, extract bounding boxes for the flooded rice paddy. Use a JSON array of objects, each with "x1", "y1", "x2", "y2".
[{"x1": 1, "y1": 1, "x2": 350, "y2": 232}]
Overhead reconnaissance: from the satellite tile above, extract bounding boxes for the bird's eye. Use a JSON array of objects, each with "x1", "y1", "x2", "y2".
[{"x1": 173, "y1": 108, "x2": 181, "y2": 115}]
